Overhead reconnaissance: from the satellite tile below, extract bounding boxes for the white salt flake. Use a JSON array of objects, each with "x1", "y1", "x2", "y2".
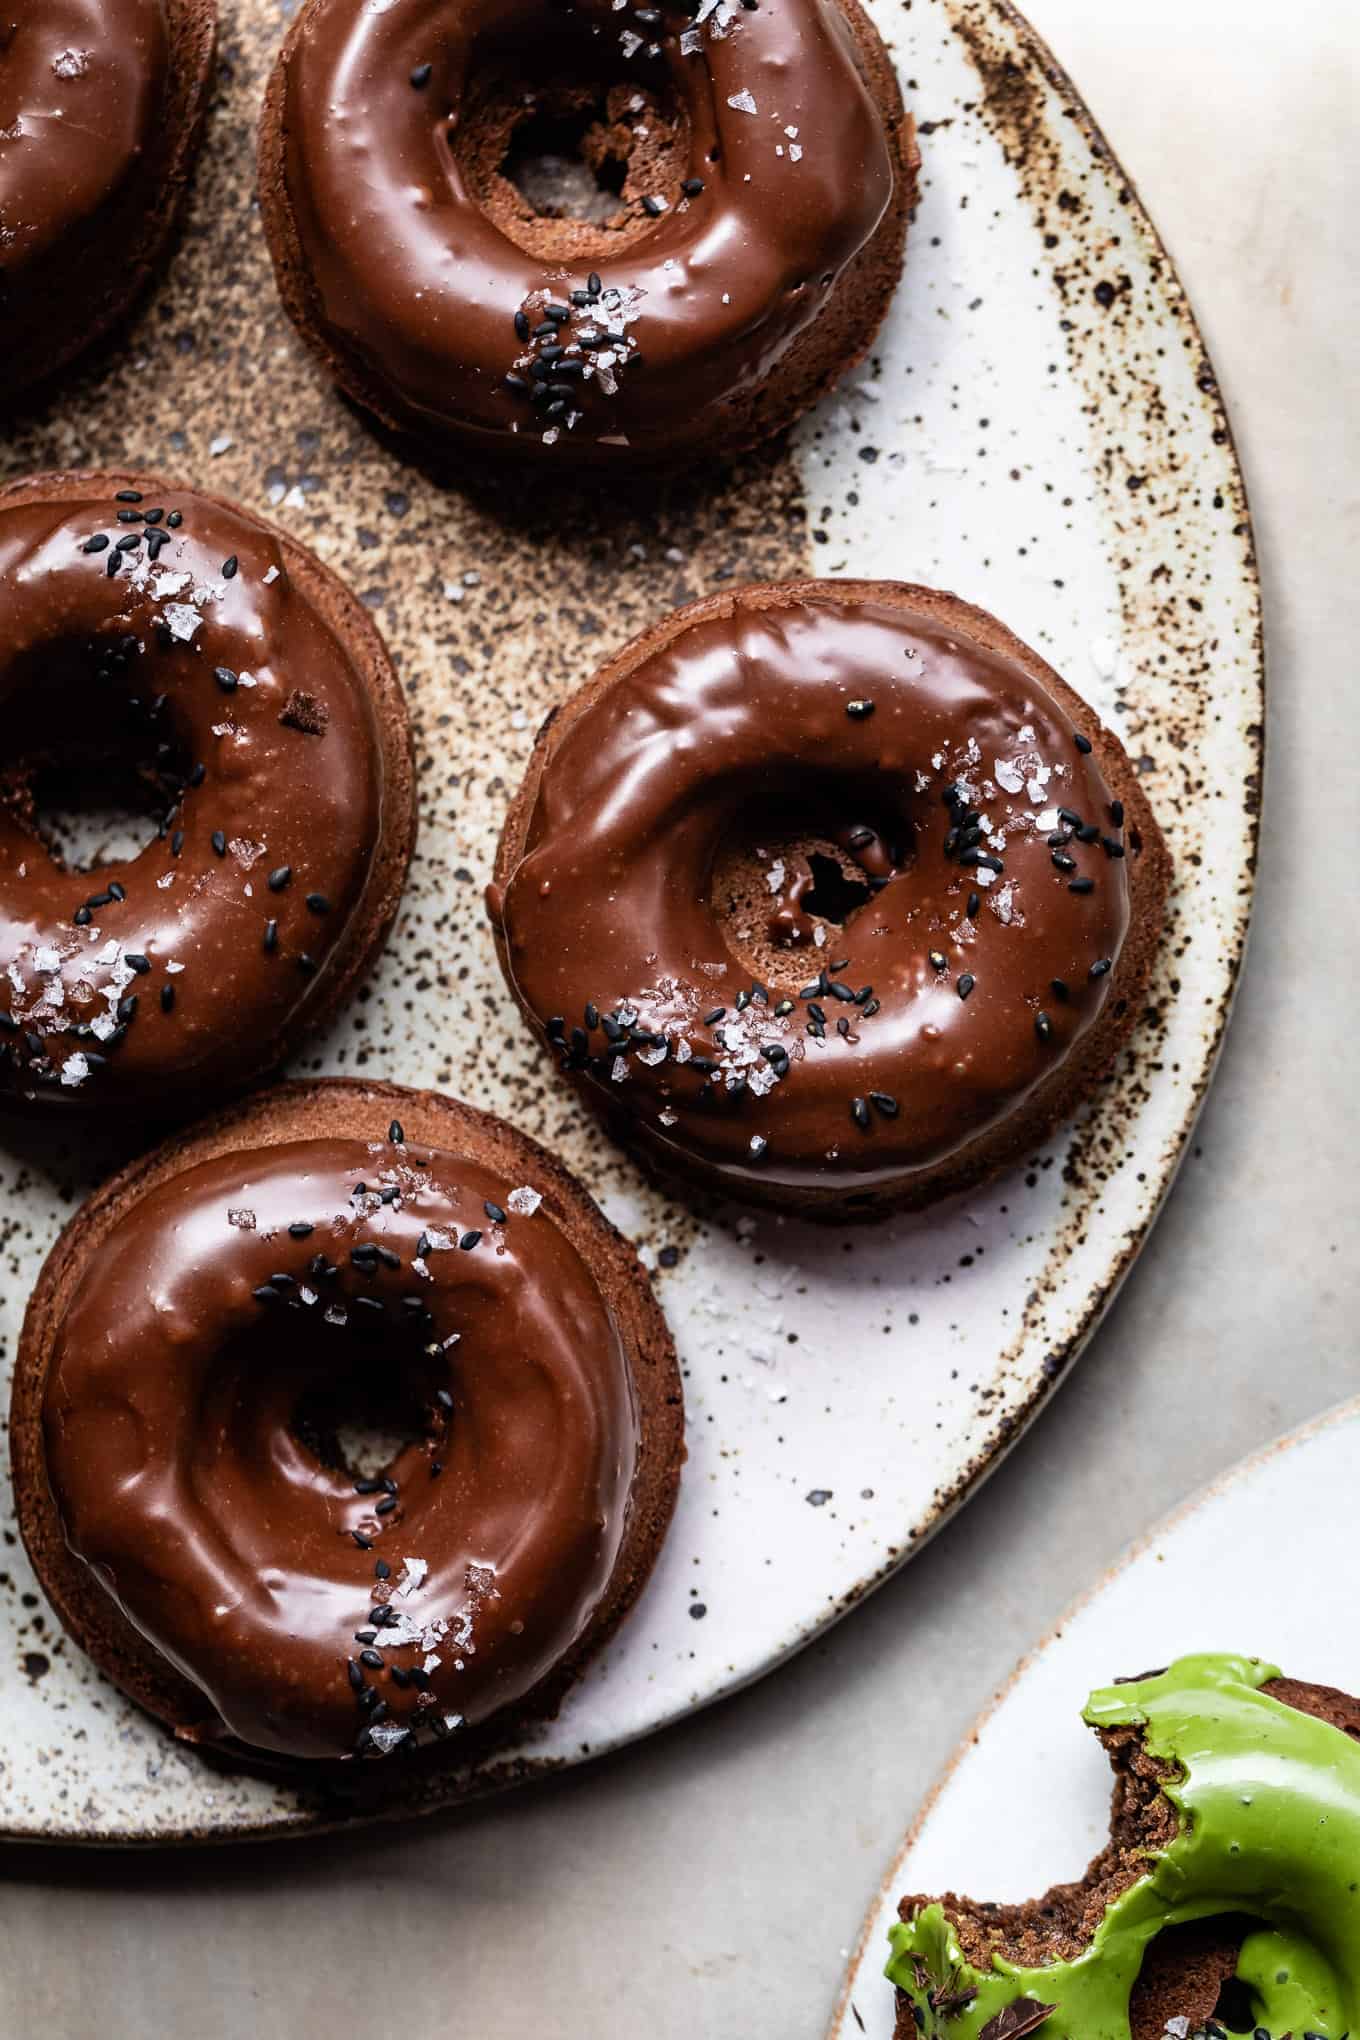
[
  {"x1": 209, "y1": 434, "x2": 233, "y2": 457},
  {"x1": 507, "y1": 1186, "x2": 542, "y2": 1216},
  {"x1": 60, "y1": 1054, "x2": 90, "y2": 1088},
  {"x1": 367, "y1": 1721, "x2": 410, "y2": 1755},
  {"x1": 398, "y1": 1557, "x2": 428, "y2": 1596},
  {"x1": 162, "y1": 602, "x2": 202, "y2": 643},
  {"x1": 726, "y1": 88, "x2": 757, "y2": 113}
]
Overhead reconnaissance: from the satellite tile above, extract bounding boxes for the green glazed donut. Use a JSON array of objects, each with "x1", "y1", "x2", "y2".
[{"x1": 887, "y1": 1653, "x2": 1360, "y2": 2039}]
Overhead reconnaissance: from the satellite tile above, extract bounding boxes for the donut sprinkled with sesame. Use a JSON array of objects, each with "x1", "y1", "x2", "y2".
[{"x1": 489, "y1": 580, "x2": 1169, "y2": 1215}]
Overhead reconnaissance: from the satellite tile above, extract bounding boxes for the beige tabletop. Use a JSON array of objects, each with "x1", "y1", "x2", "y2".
[{"x1": 1, "y1": 1, "x2": 1356, "y2": 2034}]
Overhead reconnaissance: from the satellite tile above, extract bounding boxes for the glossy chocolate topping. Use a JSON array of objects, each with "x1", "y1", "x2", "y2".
[
  {"x1": 42, "y1": 1134, "x2": 640, "y2": 1762},
  {"x1": 276, "y1": 0, "x2": 895, "y2": 459},
  {"x1": 491, "y1": 595, "x2": 1132, "y2": 1194},
  {"x1": 0, "y1": 481, "x2": 386, "y2": 1109},
  {"x1": 0, "y1": 2, "x2": 169, "y2": 278}
]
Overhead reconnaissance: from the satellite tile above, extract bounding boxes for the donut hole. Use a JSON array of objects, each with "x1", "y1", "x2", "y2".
[
  {"x1": 290, "y1": 1346, "x2": 447, "y2": 1487},
  {"x1": 501, "y1": 105, "x2": 629, "y2": 226},
  {"x1": 709, "y1": 790, "x2": 914, "y2": 989},
  {"x1": 23, "y1": 757, "x2": 169, "y2": 873},
  {"x1": 1127, "y1": 1915, "x2": 1262, "y2": 2039},
  {"x1": 0, "y1": 643, "x2": 192, "y2": 875},
  {"x1": 449, "y1": 55, "x2": 692, "y2": 259}
]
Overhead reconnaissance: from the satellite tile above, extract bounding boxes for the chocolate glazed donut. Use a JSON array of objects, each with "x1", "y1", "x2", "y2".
[
  {"x1": 489, "y1": 582, "x2": 1171, "y2": 1216},
  {"x1": 0, "y1": 1, "x2": 217, "y2": 401},
  {"x1": 258, "y1": 0, "x2": 916, "y2": 468},
  {"x1": 0, "y1": 472, "x2": 416, "y2": 1116},
  {"x1": 12, "y1": 1081, "x2": 683, "y2": 1768}
]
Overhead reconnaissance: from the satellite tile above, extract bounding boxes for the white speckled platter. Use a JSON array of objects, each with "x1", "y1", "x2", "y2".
[
  {"x1": 0, "y1": 0, "x2": 1260, "y2": 1840},
  {"x1": 828, "y1": 1399, "x2": 1360, "y2": 2040}
]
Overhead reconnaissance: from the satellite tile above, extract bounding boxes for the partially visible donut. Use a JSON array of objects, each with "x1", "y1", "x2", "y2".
[
  {"x1": 12, "y1": 1079, "x2": 684, "y2": 1768},
  {"x1": 0, "y1": 471, "x2": 416, "y2": 1116},
  {"x1": 0, "y1": 1, "x2": 217, "y2": 401},
  {"x1": 488, "y1": 580, "x2": 1170, "y2": 1217},
  {"x1": 887, "y1": 1654, "x2": 1360, "y2": 2038},
  {"x1": 258, "y1": 0, "x2": 916, "y2": 468}
]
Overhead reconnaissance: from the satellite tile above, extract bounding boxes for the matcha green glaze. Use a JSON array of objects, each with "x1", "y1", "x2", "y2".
[{"x1": 885, "y1": 1654, "x2": 1360, "y2": 2038}]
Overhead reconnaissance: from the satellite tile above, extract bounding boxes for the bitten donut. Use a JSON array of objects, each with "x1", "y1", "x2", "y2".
[
  {"x1": 489, "y1": 581, "x2": 1170, "y2": 1217},
  {"x1": 12, "y1": 1080, "x2": 683, "y2": 1767},
  {"x1": 258, "y1": 0, "x2": 916, "y2": 468},
  {"x1": 0, "y1": 471, "x2": 416, "y2": 1115},
  {"x1": 888, "y1": 1655, "x2": 1360, "y2": 2038},
  {"x1": 0, "y1": 2, "x2": 217, "y2": 401}
]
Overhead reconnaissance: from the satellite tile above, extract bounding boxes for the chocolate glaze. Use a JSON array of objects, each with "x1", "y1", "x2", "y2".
[
  {"x1": 0, "y1": 481, "x2": 386, "y2": 1109},
  {"x1": 0, "y1": 2, "x2": 169, "y2": 282},
  {"x1": 491, "y1": 596, "x2": 1132, "y2": 1194},
  {"x1": 42, "y1": 1135, "x2": 639, "y2": 1762},
  {"x1": 276, "y1": 0, "x2": 895, "y2": 460}
]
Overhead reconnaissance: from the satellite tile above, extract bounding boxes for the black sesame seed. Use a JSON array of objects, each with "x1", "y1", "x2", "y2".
[
  {"x1": 360, "y1": 1648, "x2": 384, "y2": 1669},
  {"x1": 459, "y1": 1230, "x2": 482, "y2": 1251},
  {"x1": 252, "y1": 1284, "x2": 278, "y2": 1305},
  {"x1": 375, "y1": 1496, "x2": 397, "y2": 1516},
  {"x1": 681, "y1": 177, "x2": 704, "y2": 195},
  {"x1": 966, "y1": 891, "x2": 981, "y2": 918},
  {"x1": 374, "y1": 1559, "x2": 391, "y2": 1579},
  {"x1": 72, "y1": 906, "x2": 92, "y2": 927},
  {"x1": 1051, "y1": 978, "x2": 1070, "y2": 1002},
  {"x1": 347, "y1": 1659, "x2": 365, "y2": 1693},
  {"x1": 1074, "y1": 731, "x2": 1093, "y2": 753},
  {"x1": 957, "y1": 974, "x2": 976, "y2": 1000},
  {"x1": 211, "y1": 829, "x2": 226, "y2": 857},
  {"x1": 267, "y1": 865, "x2": 292, "y2": 892},
  {"x1": 1089, "y1": 957, "x2": 1113, "y2": 979},
  {"x1": 483, "y1": 1200, "x2": 506, "y2": 1223},
  {"x1": 409, "y1": 60, "x2": 432, "y2": 86},
  {"x1": 160, "y1": 983, "x2": 176, "y2": 1013},
  {"x1": 1069, "y1": 877, "x2": 1095, "y2": 894},
  {"x1": 1109, "y1": 800, "x2": 1125, "y2": 826},
  {"x1": 126, "y1": 953, "x2": 151, "y2": 973},
  {"x1": 1035, "y1": 1012, "x2": 1055, "y2": 1043},
  {"x1": 588, "y1": 271, "x2": 602, "y2": 296},
  {"x1": 221, "y1": 555, "x2": 238, "y2": 579},
  {"x1": 263, "y1": 919, "x2": 279, "y2": 953},
  {"x1": 115, "y1": 489, "x2": 143, "y2": 503},
  {"x1": 928, "y1": 950, "x2": 947, "y2": 972},
  {"x1": 306, "y1": 893, "x2": 332, "y2": 915},
  {"x1": 1052, "y1": 852, "x2": 1076, "y2": 872},
  {"x1": 166, "y1": 510, "x2": 182, "y2": 528},
  {"x1": 845, "y1": 699, "x2": 875, "y2": 719},
  {"x1": 297, "y1": 953, "x2": 317, "y2": 976},
  {"x1": 82, "y1": 534, "x2": 110, "y2": 554},
  {"x1": 869, "y1": 1092, "x2": 900, "y2": 1118},
  {"x1": 850, "y1": 1097, "x2": 871, "y2": 1131},
  {"x1": 214, "y1": 666, "x2": 238, "y2": 693},
  {"x1": 1102, "y1": 837, "x2": 1126, "y2": 858}
]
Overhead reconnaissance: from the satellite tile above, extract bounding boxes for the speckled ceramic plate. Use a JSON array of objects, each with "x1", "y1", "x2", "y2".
[
  {"x1": 828, "y1": 1400, "x2": 1360, "y2": 2039},
  {"x1": 0, "y1": 0, "x2": 1260, "y2": 1841}
]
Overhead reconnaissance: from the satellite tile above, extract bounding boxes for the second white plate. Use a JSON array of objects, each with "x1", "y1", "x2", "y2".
[{"x1": 830, "y1": 1399, "x2": 1360, "y2": 2039}]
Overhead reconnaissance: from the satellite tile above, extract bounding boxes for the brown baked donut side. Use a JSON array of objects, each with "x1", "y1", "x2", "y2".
[
  {"x1": 0, "y1": 469, "x2": 418, "y2": 1115},
  {"x1": 1, "y1": 0, "x2": 218, "y2": 406},
  {"x1": 256, "y1": 0, "x2": 917, "y2": 472},
  {"x1": 11, "y1": 1078, "x2": 684, "y2": 1774},
  {"x1": 492, "y1": 579, "x2": 1171, "y2": 1220}
]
